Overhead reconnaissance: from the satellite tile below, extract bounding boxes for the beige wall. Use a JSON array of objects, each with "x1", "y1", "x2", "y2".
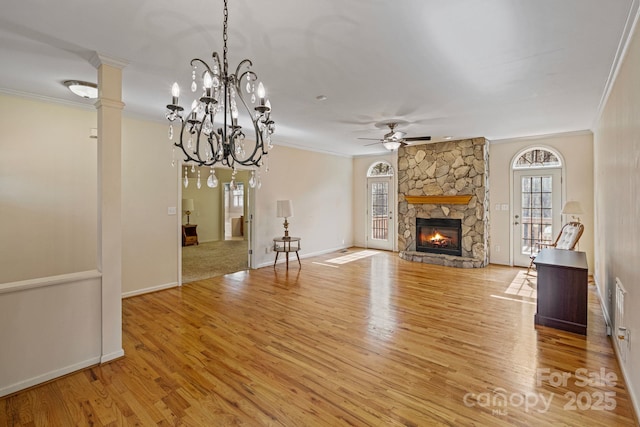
[
  {"x1": 0, "y1": 95, "x2": 98, "y2": 283},
  {"x1": 121, "y1": 117, "x2": 179, "y2": 295},
  {"x1": 253, "y1": 145, "x2": 354, "y2": 267},
  {"x1": 593, "y1": 14, "x2": 640, "y2": 412},
  {"x1": 0, "y1": 94, "x2": 179, "y2": 293},
  {"x1": 488, "y1": 132, "x2": 594, "y2": 272}
]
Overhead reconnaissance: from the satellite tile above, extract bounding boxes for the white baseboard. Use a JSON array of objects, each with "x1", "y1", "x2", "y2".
[
  {"x1": 255, "y1": 245, "x2": 351, "y2": 269},
  {"x1": 101, "y1": 349, "x2": 125, "y2": 364},
  {"x1": 0, "y1": 356, "x2": 101, "y2": 398},
  {"x1": 121, "y1": 281, "x2": 178, "y2": 299}
]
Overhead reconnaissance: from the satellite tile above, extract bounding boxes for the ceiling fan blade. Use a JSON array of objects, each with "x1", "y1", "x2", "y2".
[
  {"x1": 364, "y1": 142, "x2": 381, "y2": 146},
  {"x1": 357, "y1": 137, "x2": 383, "y2": 141},
  {"x1": 404, "y1": 136, "x2": 432, "y2": 142}
]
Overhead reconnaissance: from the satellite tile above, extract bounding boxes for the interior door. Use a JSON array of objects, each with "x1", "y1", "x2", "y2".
[
  {"x1": 512, "y1": 169, "x2": 561, "y2": 266},
  {"x1": 367, "y1": 177, "x2": 394, "y2": 251}
]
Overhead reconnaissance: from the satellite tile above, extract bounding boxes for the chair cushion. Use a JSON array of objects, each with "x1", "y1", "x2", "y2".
[{"x1": 556, "y1": 225, "x2": 580, "y2": 250}]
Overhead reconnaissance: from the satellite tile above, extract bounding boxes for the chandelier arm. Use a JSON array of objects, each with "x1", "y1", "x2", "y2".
[
  {"x1": 211, "y1": 52, "x2": 222, "y2": 72},
  {"x1": 176, "y1": 120, "x2": 200, "y2": 165},
  {"x1": 234, "y1": 59, "x2": 254, "y2": 80},
  {"x1": 228, "y1": 72, "x2": 264, "y2": 166},
  {"x1": 189, "y1": 58, "x2": 214, "y2": 75}
]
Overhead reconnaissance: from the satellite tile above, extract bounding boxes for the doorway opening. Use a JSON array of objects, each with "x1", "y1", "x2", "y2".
[
  {"x1": 180, "y1": 167, "x2": 253, "y2": 283},
  {"x1": 224, "y1": 182, "x2": 245, "y2": 241}
]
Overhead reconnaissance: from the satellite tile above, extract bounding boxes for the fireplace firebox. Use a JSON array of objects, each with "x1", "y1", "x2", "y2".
[{"x1": 416, "y1": 218, "x2": 462, "y2": 256}]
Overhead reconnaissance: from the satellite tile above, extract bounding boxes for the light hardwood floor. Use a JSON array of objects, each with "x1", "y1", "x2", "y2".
[{"x1": 1, "y1": 249, "x2": 637, "y2": 426}]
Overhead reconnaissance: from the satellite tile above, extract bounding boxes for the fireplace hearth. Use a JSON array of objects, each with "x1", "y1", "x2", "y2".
[{"x1": 416, "y1": 218, "x2": 462, "y2": 257}]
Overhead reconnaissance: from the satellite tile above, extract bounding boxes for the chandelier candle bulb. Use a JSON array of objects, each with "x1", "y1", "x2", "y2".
[
  {"x1": 203, "y1": 72, "x2": 213, "y2": 97},
  {"x1": 190, "y1": 100, "x2": 198, "y2": 121},
  {"x1": 171, "y1": 82, "x2": 180, "y2": 105},
  {"x1": 231, "y1": 107, "x2": 238, "y2": 126},
  {"x1": 257, "y1": 82, "x2": 265, "y2": 105}
]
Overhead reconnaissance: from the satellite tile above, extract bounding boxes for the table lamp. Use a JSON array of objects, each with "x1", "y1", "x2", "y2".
[
  {"x1": 276, "y1": 200, "x2": 293, "y2": 239},
  {"x1": 561, "y1": 201, "x2": 583, "y2": 223},
  {"x1": 183, "y1": 198, "x2": 195, "y2": 224}
]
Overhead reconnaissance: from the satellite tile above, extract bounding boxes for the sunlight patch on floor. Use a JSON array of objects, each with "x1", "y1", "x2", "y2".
[
  {"x1": 490, "y1": 270, "x2": 538, "y2": 304},
  {"x1": 504, "y1": 270, "x2": 537, "y2": 299},
  {"x1": 490, "y1": 294, "x2": 536, "y2": 305},
  {"x1": 325, "y1": 250, "x2": 380, "y2": 265},
  {"x1": 311, "y1": 262, "x2": 339, "y2": 268}
]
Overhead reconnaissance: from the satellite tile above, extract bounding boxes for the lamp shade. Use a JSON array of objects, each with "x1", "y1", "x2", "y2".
[
  {"x1": 561, "y1": 201, "x2": 583, "y2": 215},
  {"x1": 183, "y1": 198, "x2": 194, "y2": 212},
  {"x1": 276, "y1": 200, "x2": 293, "y2": 218}
]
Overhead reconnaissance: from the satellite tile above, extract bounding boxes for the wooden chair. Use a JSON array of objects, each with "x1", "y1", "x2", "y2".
[{"x1": 526, "y1": 221, "x2": 584, "y2": 275}]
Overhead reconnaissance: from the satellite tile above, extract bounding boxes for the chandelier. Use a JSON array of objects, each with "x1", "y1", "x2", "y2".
[{"x1": 165, "y1": 0, "x2": 274, "y2": 189}]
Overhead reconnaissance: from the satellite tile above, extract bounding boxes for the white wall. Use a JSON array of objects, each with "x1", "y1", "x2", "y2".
[
  {"x1": 0, "y1": 95, "x2": 105, "y2": 397},
  {"x1": 0, "y1": 272, "x2": 102, "y2": 397},
  {"x1": 0, "y1": 95, "x2": 98, "y2": 283},
  {"x1": 593, "y1": 12, "x2": 640, "y2": 415},
  {"x1": 253, "y1": 145, "x2": 354, "y2": 267},
  {"x1": 352, "y1": 152, "x2": 398, "y2": 248},
  {"x1": 488, "y1": 132, "x2": 594, "y2": 271},
  {"x1": 121, "y1": 117, "x2": 179, "y2": 295}
]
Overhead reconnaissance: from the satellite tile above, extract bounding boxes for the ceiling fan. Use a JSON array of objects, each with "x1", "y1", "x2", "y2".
[{"x1": 358, "y1": 121, "x2": 431, "y2": 151}]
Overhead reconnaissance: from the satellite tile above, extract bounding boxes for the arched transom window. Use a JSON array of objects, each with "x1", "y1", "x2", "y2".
[
  {"x1": 513, "y1": 148, "x2": 561, "y2": 169},
  {"x1": 367, "y1": 161, "x2": 394, "y2": 177}
]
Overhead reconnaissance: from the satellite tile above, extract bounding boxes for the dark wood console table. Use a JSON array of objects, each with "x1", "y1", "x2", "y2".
[{"x1": 533, "y1": 248, "x2": 588, "y2": 335}]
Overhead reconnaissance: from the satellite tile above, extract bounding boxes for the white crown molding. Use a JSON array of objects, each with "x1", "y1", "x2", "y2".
[
  {"x1": 89, "y1": 52, "x2": 129, "y2": 70},
  {"x1": 271, "y1": 137, "x2": 354, "y2": 159},
  {"x1": 593, "y1": 0, "x2": 640, "y2": 128},
  {"x1": 0, "y1": 88, "x2": 96, "y2": 111},
  {"x1": 490, "y1": 129, "x2": 593, "y2": 145}
]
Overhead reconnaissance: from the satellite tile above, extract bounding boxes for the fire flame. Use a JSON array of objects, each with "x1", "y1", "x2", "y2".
[{"x1": 430, "y1": 232, "x2": 444, "y2": 242}]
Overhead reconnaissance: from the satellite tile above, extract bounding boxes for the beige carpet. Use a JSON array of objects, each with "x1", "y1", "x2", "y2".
[{"x1": 182, "y1": 240, "x2": 248, "y2": 283}]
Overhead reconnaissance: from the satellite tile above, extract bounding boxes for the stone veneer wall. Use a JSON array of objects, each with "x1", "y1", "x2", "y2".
[{"x1": 398, "y1": 138, "x2": 490, "y2": 268}]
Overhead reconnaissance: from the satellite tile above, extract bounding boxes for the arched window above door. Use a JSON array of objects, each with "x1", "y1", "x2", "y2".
[
  {"x1": 367, "y1": 161, "x2": 394, "y2": 177},
  {"x1": 513, "y1": 148, "x2": 562, "y2": 169}
]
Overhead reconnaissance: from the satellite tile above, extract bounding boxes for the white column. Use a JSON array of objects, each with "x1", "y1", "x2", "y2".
[{"x1": 91, "y1": 53, "x2": 128, "y2": 363}]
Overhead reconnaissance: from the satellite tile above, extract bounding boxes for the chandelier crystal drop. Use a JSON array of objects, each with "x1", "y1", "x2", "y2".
[{"x1": 165, "y1": 0, "x2": 274, "y2": 189}]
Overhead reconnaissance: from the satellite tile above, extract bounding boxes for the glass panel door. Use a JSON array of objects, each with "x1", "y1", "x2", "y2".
[
  {"x1": 367, "y1": 177, "x2": 394, "y2": 251},
  {"x1": 513, "y1": 169, "x2": 561, "y2": 266}
]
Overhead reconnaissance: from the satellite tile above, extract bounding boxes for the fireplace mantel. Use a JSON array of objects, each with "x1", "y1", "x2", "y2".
[{"x1": 404, "y1": 195, "x2": 472, "y2": 205}]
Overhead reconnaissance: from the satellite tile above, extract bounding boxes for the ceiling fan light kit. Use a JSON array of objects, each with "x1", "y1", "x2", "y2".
[
  {"x1": 382, "y1": 140, "x2": 402, "y2": 151},
  {"x1": 359, "y1": 122, "x2": 431, "y2": 151}
]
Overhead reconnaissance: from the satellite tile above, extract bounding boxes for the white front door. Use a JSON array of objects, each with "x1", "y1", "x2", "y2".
[
  {"x1": 512, "y1": 169, "x2": 562, "y2": 266},
  {"x1": 367, "y1": 177, "x2": 394, "y2": 251}
]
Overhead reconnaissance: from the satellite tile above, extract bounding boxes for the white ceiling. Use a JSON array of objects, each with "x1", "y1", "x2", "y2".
[{"x1": 0, "y1": 0, "x2": 637, "y2": 156}]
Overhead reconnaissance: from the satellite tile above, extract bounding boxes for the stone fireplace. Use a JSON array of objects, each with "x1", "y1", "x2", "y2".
[{"x1": 398, "y1": 137, "x2": 489, "y2": 268}]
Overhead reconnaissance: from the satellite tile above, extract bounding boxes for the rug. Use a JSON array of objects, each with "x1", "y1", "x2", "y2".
[{"x1": 182, "y1": 240, "x2": 248, "y2": 283}]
